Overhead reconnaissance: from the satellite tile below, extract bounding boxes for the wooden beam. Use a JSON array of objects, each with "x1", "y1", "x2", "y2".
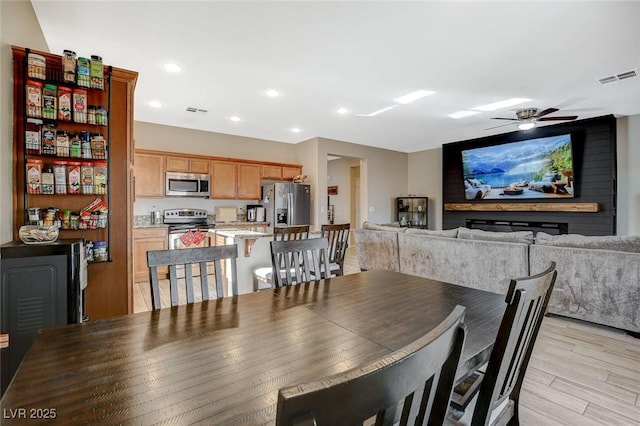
[{"x1": 444, "y1": 203, "x2": 599, "y2": 212}]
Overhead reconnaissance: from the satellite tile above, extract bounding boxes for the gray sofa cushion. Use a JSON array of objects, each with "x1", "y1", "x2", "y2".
[
  {"x1": 457, "y1": 227, "x2": 534, "y2": 244},
  {"x1": 535, "y1": 232, "x2": 640, "y2": 253},
  {"x1": 405, "y1": 228, "x2": 458, "y2": 238},
  {"x1": 362, "y1": 221, "x2": 407, "y2": 232},
  {"x1": 398, "y1": 233, "x2": 529, "y2": 295},
  {"x1": 353, "y1": 229, "x2": 400, "y2": 272},
  {"x1": 530, "y1": 244, "x2": 640, "y2": 332}
]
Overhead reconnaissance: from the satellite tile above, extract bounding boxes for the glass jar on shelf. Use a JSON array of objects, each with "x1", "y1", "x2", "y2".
[
  {"x1": 26, "y1": 159, "x2": 42, "y2": 194},
  {"x1": 53, "y1": 160, "x2": 67, "y2": 194},
  {"x1": 42, "y1": 84, "x2": 57, "y2": 119},
  {"x1": 93, "y1": 161, "x2": 107, "y2": 194},
  {"x1": 67, "y1": 161, "x2": 82, "y2": 194},
  {"x1": 57, "y1": 86, "x2": 72, "y2": 121}
]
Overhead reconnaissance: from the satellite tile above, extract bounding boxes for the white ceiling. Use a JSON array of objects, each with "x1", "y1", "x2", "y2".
[{"x1": 32, "y1": 1, "x2": 640, "y2": 153}]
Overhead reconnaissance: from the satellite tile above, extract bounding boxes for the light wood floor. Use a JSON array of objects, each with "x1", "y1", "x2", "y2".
[{"x1": 133, "y1": 247, "x2": 640, "y2": 425}]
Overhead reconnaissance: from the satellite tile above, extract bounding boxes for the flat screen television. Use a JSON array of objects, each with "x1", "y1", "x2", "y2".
[{"x1": 461, "y1": 134, "x2": 574, "y2": 200}]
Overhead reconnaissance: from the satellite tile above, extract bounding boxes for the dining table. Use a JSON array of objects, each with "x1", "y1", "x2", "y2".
[{"x1": 0, "y1": 270, "x2": 506, "y2": 425}]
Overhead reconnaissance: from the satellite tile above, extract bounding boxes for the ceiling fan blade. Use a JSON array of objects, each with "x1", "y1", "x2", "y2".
[
  {"x1": 490, "y1": 117, "x2": 518, "y2": 121},
  {"x1": 534, "y1": 108, "x2": 559, "y2": 118},
  {"x1": 484, "y1": 122, "x2": 516, "y2": 130},
  {"x1": 538, "y1": 115, "x2": 578, "y2": 121}
]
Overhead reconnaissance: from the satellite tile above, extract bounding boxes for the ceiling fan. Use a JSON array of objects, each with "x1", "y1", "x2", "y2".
[{"x1": 486, "y1": 107, "x2": 579, "y2": 131}]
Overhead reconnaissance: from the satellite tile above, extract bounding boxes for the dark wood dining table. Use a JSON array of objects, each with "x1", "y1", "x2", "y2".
[{"x1": 0, "y1": 270, "x2": 506, "y2": 425}]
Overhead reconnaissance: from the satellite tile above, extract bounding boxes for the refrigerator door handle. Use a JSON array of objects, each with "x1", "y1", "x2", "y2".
[{"x1": 287, "y1": 193, "x2": 293, "y2": 226}]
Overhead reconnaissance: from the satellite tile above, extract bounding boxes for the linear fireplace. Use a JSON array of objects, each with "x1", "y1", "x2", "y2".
[{"x1": 466, "y1": 219, "x2": 568, "y2": 236}]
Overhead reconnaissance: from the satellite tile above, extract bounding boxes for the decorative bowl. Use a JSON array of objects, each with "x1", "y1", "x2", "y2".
[{"x1": 18, "y1": 225, "x2": 59, "y2": 244}]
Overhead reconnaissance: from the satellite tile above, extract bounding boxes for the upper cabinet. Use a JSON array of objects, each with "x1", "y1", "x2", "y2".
[
  {"x1": 134, "y1": 152, "x2": 165, "y2": 198},
  {"x1": 262, "y1": 164, "x2": 282, "y2": 180},
  {"x1": 210, "y1": 160, "x2": 237, "y2": 199},
  {"x1": 166, "y1": 155, "x2": 209, "y2": 174},
  {"x1": 134, "y1": 150, "x2": 302, "y2": 200},
  {"x1": 283, "y1": 166, "x2": 302, "y2": 180},
  {"x1": 237, "y1": 163, "x2": 261, "y2": 199}
]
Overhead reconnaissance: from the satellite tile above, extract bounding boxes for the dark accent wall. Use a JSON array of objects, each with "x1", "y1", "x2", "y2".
[{"x1": 442, "y1": 115, "x2": 617, "y2": 236}]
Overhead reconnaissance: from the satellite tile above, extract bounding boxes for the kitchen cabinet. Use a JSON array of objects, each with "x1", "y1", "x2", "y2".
[
  {"x1": 396, "y1": 197, "x2": 428, "y2": 228},
  {"x1": 283, "y1": 166, "x2": 302, "y2": 180},
  {"x1": 12, "y1": 46, "x2": 138, "y2": 320},
  {"x1": 166, "y1": 155, "x2": 209, "y2": 173},
  {"x1": 133, "y1": 227, "x2": 168, "y2": 282},
  {"x1": 134, "y1": 152, "x2": 165, "y2": 198},
  {"x1": 237, "y1": 163, "x2": 261, "y2": 199},
  {"x1": 210, "y1": 160, "x2": 237, "y2": 199},
  {"x1": 261, "y1": 164, "x2": 282, "y2": 180}
]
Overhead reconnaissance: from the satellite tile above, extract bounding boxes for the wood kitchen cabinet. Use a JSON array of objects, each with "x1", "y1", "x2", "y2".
[
  {"x1": 133, "y1": 227, "x2": 168, "y2": 282},
  {"x1": 210, "y1": 160, "x2": 237, "y2": 199},
  {"x1": 283, "y1": 166, "x2": 302, "y2": 180},
  {"x1": 261, "y1": 164, "x2": 282, "y2": 180},
  {"x1": 135, "y1": 152, "x2": 165, "y2": 198},
  {"x1": 237, "y1": 163, "x2": 261, "y2": 199},
  {"x1": 166, "y1": 155, "x2": 209, "y2": 174}
]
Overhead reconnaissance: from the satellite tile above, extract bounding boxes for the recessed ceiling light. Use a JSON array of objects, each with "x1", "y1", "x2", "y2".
[
  {"x1": 149, "y1": 100, "x2": 162, "y2": 108},
  {"x1": 337, "y1": 108, "x2": 349, "y2": 115},
  {"x1": 394, "y1": 90, "x2": 436, "y2": 105},
  {"x1": 266, "y1": 89, "x2": 280, "y2": 98},
  {"x1": 290, "y1": 127, "x2": 302, "y2": 133},
  {"x1": 448, "y1": 110, "x2": 481, "y2": 119},
  {"x1": 472, "y1": 98, "x2": 531, "y2": 112},
  {"x1": 356, "y1": 105, "x2": 397, "y2": 117},
  {"x1": 229, "y1": 116, "x2": 241, "y2": 122},
  {"x1": 162, "y1": 63, "x2": 182, "y2": 73}
]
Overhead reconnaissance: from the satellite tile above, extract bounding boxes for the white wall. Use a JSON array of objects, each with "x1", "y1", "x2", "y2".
[
  {"x1": 1, "y1": 0, "x2": 49, "y2": 244},
  {"x1": 617, "y1": 114, "x2": 640, "y2": 235},
  {"x1": 327, "y1": 157, "x2": 359, "y2": 225},
  {"x1": 407, "y1": 148, "x2": 442, "y2": 229},
  {"x1": 315, "y1": 137, "x2": 407, "y2": 228}
]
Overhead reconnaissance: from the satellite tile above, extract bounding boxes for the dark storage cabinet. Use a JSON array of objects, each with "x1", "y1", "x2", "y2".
[
  {"x1": 396, "y1": 197, "x2": 428, "y2": 228},
  {"x1": 0, "y1": 240, "x2": 86, "y2": 396}
]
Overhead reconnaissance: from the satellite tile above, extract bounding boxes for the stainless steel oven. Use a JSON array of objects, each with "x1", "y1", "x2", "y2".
[
  {"x1": 164, "y1": 208, "x2": 215, "y2": 249},
  {"x1": 165, "y1": 172, "x2": 210, "y2": 198}
]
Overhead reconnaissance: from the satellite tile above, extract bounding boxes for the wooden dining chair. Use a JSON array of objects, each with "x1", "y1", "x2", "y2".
[
  {"x1": 451, "y1": 262, "x2": 557, "y2": 426},
  {"x1": 276, "y1": 305, "x2": 467, "y2": 426},
  {"x1": 147, "y1": 244, "x2": 238, "y2": 310},
  {"x1": 253, "y1": 225, "x2": 310, "y2": 290},
  {"x1": 320, "y1": 223, "x2": 350, "y2": 276},
  {"x1": 270, "y1": 237, "x2": 331, "y2": 287}
]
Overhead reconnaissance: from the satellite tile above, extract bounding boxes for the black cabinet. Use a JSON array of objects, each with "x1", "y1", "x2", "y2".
[
  {"x1": 396, "y1": 197, "x2": 428, "y2": 228},
  {"x1": 0, "y1": 239, "x2": 86, "y2": 395}
]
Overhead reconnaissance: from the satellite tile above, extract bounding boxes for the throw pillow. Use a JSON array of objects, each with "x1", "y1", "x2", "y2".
[
  {"x1": 535, "y1": 232, "x2": 640, "y2": 253},
  {"x1": 457, "y1": 227, "x2": 534, "y2": 244}
]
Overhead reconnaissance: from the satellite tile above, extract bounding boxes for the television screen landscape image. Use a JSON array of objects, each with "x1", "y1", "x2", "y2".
[{"x1": 461, "y1": 134, "x2": 574, "y2": 200}]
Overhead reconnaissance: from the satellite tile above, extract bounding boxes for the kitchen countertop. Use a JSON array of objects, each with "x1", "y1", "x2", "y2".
[{"x1": 133, "y1": 221, "x2": 269, "y2": 229}]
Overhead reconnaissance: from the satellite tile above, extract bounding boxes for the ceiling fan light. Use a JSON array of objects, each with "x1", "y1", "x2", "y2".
[{"x1": 518, "y1": 121, "x2": 535, "y2": 130}]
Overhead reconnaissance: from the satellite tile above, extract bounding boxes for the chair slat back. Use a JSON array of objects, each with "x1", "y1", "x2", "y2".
[
  {"x1": 270, "y1": 238, "x2": 331, "y2": 287},
  {"x1": 274, "y1": 225, "x2": 310, "y2": 241},
  {"x1": 276, "y1": 305, "x2": 467, "y2": 426},
  {"x1": 147, "y1": 245, "x2": 238, "y2": 310},
  {"x1": 321, "y1": 223, "x2": 350, "y2": 276},
  {"x1": 471, "y1": 262, "x2": 557, "y2": 426}
]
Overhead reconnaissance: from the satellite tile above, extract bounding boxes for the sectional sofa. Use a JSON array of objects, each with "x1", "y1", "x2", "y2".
[{"x1": 354, "y1": 223, "x2": 640, "y2": 334}]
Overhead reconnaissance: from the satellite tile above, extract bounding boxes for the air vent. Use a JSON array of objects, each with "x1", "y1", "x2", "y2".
[
  {"x1": 186, "y1": 107, "x2": 208, "y2": 113},
  {"x1": 598, "y1": 68, "x2": 638, "y2": 85},
  {"x1": 617, "y1": 70, "x2": 637, "y2": 80}
]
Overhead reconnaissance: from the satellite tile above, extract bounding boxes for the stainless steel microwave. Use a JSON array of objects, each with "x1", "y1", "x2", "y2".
[{"x1": 165, "y1": 172, "x2": 210, "y2": 197}]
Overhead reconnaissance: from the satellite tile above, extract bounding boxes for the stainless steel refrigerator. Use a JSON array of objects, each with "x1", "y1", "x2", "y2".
[{"x1": 261, "y1": 182, "x2": 311, "y2": 227}]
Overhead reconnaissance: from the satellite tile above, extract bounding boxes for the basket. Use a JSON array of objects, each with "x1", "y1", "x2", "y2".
[{"x1": 18, "y1": 225, "x2": 59, "y2": 244}]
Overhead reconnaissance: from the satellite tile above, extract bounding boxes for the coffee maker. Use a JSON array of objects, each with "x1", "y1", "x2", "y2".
[{"x1": 246, "y1": 204, "x2": 265, "y2": 222}]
